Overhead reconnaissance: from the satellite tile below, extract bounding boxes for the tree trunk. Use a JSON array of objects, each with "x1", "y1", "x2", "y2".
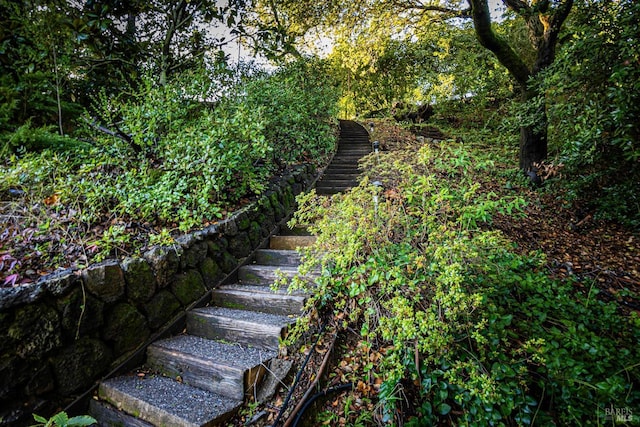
[
  {"x1": 519, "y1": 88, "x2": 548, "y2": 172},
  {"x1": 519, "y1": 121, "x2": 547, "y2": 172},
  {"x1": 468, "y1": 0, "x2": 573, "y2": 174}
]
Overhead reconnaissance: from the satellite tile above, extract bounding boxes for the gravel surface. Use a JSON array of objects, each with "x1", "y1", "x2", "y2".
[
  {"x1": 153, "y1": 335, "x2": 276, "y2": 368},
  {"x1": 192, "y1": 306, "x2": 295, "y2": 325},
  {"x1": 102, "y1": 375, "x2": 241, "y2": 425},
  {"x1": 219, "y1": 283, "x2": 309, "y2": 296}
]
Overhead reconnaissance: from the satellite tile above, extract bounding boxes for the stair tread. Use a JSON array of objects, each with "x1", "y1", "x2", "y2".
[
  {"x1": 147, "y1": 335, "x2": 275, "y2": 399},
  {"x1": 99, "y1": 375, "x2": 241, "y2": 427},
  {"x1": 216, "y1": 283, "x2": 309, "y2": 296},
  {"x1": 150, "y1": 335, "x2": 276, "y2": 370},
  {"x1": 239, "y1": 263, "x2": 317, "y2": 286},
  {"x1": 269, "y1": 235, "x2": 316, "y2": 250},
  {"x1": 255, "y1": 248, "x2": 301, "y2": 255},
  {"x1": 318, "y1": 179, "x2": 358, "y2": 183},
  {"x1": 190, "y1": 306, "x2": 295, "y2": 326},
  {"x1": 187, "y1": 307, "x2": 294, "y2": 350},
  {"x1": 212, "y1": 285, "x2": 308, "y2": 315},
  {"x1": 255, "y1": 248, "x2": 303, "y2": 266},
  {"x1": 242, "y1": 264, "x2": 300, "y2": 272},
  {"x1": 242, "y1": 264, "x2": 318, "y2": 275}
]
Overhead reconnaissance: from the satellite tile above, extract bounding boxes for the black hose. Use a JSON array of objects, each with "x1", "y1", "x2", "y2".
[
  {"x1": 271, "y1": 323, "x2": 327, "y2": 427},
  {"x1": 290, "y1": 383, "x2": 354, "y2": 427}
]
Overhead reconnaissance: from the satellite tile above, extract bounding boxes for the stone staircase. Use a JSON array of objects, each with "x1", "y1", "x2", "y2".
[
  {"x1": 89, "y1": 121, "x2": 371, "y2": 426},
  {"x1": 315, "y1": 120, "x2": 371, "y2": 195},
  {"x1": 89, "y1": 230, "x2": 317, "y2": 427}
]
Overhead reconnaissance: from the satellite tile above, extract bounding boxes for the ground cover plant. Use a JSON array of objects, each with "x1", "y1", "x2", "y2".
[
  {"x1": 0, "y1": 58, "x2": 338, "y2": 286},
  {"x1": 282, "y1": 118, "x2": 640, "y2": 425}
]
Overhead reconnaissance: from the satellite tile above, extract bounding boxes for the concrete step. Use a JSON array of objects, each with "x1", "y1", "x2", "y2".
[
  {"x1": 89, "y1": 400, "x2": 153, "y2": 427},
  {"x1": 278, "y1": 225, "x2": 313, "y2": 236},
  {"x1": 327, "y1": 161, "x2": 364, "y2": 167},
  {"x1": 146, "y1": 335, "x2": 275, "y2": 400},
  {"x1": 330, "y1": 155, "x2": 366, "y2": 161},
  {"x1": 330, "y1": 158, "x2": 367, "y2": 164},
  {"x1": 238, "y1": 264, "x2": 317, "y2": 285},
  {"x1": 339, "y1": 138, "x2": 370, "y2": 143},
  {"x1": 321, "y1": 170, "x2": 361, "y2": 179},
  {"x1": 317, "y1": 179, "x2": 358, "y2": 187},
  {"x1": 212, "y1": 284, "x2": 307, "y2": 315},
  {"x1": 316, "y1": 187, "x2": 352, "y2": 195},
  {"x1": 336, "y1": 147, "x2": 371, "y2": 152},
  {"x1": 187, "y1": 307, "x2": 294, "y2": 351},
  {"x1": 95, "y1": 375, "x2": 242, "y2": 427},
  {"x1": 255, "y1": 248, "x2": 302, "y2": 266},
  {"x1": 269, "y1": 235, "x2": 316, "y2": 250}
]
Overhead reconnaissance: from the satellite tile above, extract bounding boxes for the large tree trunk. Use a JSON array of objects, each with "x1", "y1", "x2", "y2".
[
  {"x1": 519, "y1": 121, "x2": 547, "y2": 172},
  {"x1": 519, "y1": 88, "x2": 548, "y2": 172},
  {"x1": 468, "y1": 0, "x2": 572, "y2": 174}
]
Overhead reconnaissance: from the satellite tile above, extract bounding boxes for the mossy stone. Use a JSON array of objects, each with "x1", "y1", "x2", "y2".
[
  {"x1": 217, "y1": 250, "x2": 238, "y2": 274},
  {"x1": 143, "y1": 246, "x2": 181, "y2": 288},
  {"x1": 56, "y1": 288, "x2": 104, "y2": 340},
  {"x1": 8, "y1": 304, "x2": 61, "y2": 359},
  {"x1": 235, "y1": 211, "x2": 251, "y2": 230},
  {"x1": 122, "y1": 257, "x2": 156, "y2": 304},
  {"x1": 50, "y1": 338, "x2": 112, "y2": 394},
  {"x1": 170, "y1": 270, "x2": 206, "y2": 306},
  {"x1": 43, "y1": 269, "x2": 79, "y2": 297},
  {"x1": 182, "y1": 241, "x2": 208, "y2": 269},
  {"x1": 228, "y1": 232, "x2": 252, "y2": 258},
  {"x1": 248, "y1": 221, "x2": 263, "y2": 247},
  {"x1": 103, "y1": 303, "x2": 150, "y2": 355},
  {"x1": 199, "y1": 257, "x2": 224, "y2": 289},
  {"x1": 273, "y1": 202, "x2": 286, "y2": 221},
  {"x1": 144, "y1": 290, "x2": 181, "y2": 330},
  {"x1": 82, "y1": 260, "x2": 125, "y2": 303}
]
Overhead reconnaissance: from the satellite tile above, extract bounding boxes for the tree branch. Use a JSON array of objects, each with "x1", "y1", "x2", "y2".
[
  {"x1": 532, "y1": 0, "x2": 573, "y2": 72},
  {"x1": 468, "y1": 0, "x2": 531, "y2": 88},
  {"x1": 82, "y1": 116, "x2": 134, "y2": 147},
  {"x1": 391, "y1": 0, "x2": 471, "y2": 17}
]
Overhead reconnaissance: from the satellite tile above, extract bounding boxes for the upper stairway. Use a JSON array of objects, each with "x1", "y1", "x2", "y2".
[{"x1": 315, "y1": 120, "x2": 371, "y2": 195}]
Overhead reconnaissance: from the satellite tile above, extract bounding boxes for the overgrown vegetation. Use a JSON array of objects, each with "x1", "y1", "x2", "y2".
[
  {"x1": 539, "y1": 0, "x2": 640, "y2": 227},
  {"x1": 287, "y1": 120, "x2": 640, "y2": 425},
  {"x1": 0, "y1": 58, "x2": 338, "y2": 283}
]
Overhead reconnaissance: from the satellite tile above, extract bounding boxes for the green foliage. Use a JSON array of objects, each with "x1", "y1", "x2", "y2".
[
  {"x1": 32, "y1": 411, "x2": 96, "y2": 427},
  {"x1": 0, "y1": 121, "x2": 89, "y2": 157},
  {"x1": 92, "y1": 225, "x2": 131, "y2": 262},
  {"x1": 238, "y1": 57, "x2": 339, "y2": 165},
  {"x1": 0, "y1": 1, "x2": 80, "y2": 130},
  {"x1": 290, "y1": 139, "x2": 640, "y2": 424},
  {"x1": 1, "y1": 58, "x2": 338, "y2": 267},
  {"x1": 539, "y1": 0, "x2": 640, "y2": 227}
]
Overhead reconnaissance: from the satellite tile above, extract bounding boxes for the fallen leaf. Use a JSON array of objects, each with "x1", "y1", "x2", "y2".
[{"x1": 43, "y1": 194, "x2": 59, "y2": 206}]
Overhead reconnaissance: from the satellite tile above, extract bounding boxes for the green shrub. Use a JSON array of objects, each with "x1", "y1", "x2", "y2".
[
  {"x1": 289, "y1": 140, "x2": 640, "y2": 425},
  {"x1": 1, "y1": 58, "x2": 340, "y2": 268},
  {"x1": 239, "y1": 57, "x2": 339, "y2": 166},
  {"x1": 32, "y1": 411, "x2": 96, "y2": 427},
  {"x1": 0, "y1": 121, "x2": 89, "y2": 157},
  {"x1": 538, "y1": 0, "x2": 640, "y2": 228}
]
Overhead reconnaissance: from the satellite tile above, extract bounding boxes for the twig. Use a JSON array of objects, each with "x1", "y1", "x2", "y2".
[{"x1": 282, "y1": 332, "x2": 337, "y2": 427}]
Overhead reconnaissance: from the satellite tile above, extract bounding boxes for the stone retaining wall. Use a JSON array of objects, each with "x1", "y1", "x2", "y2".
[{"x1": 0, "y1": 164, "x2": 316, "y2": 425}]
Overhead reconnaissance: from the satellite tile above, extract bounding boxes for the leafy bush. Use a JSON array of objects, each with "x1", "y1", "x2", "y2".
[
  {"x1": 538, "y1": 0, "x2": 640, "y2": 228},
  {"x1": 1, "y1": 57, "x2": 339, "y2": 274},
  {"x1": 289, "y1": 138, "x2": 640, "y2": 424},
  {"x1": 0, "y1": 121, "x2": 89, "y2": 157},
  {"x1": 238, "y1": 57, "x2": 339, "y2": 165}
]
